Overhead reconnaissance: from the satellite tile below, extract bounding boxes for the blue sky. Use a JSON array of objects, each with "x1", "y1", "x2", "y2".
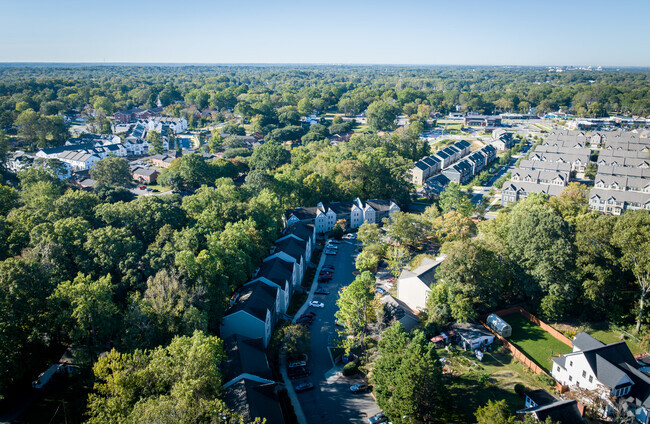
[{"x1": 1, "y1": 0, "x2": 649, "y2": 66}]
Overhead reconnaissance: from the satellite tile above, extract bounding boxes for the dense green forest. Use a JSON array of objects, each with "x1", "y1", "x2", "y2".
[{"x1": 1, "y1": 65, "x2": 649, "y2": 151}]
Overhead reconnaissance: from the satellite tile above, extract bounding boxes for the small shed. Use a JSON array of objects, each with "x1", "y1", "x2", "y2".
[{"x1": 487, "y1": 313, "x2": 512, "y2": 338}]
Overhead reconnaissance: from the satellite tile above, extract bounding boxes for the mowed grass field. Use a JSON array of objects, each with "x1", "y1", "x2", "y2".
[{"x1": 505, "y1": 314, "x2": 572, "y2": 372}]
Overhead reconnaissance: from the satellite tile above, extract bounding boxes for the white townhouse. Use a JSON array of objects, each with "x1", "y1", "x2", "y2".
[{"x1": 284, "y1": 198, "x2": 400, "y2": 234}]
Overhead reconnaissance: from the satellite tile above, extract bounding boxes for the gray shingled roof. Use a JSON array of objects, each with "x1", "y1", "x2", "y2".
[
  {"x1": 222, "y1": 335, "x2": 272, "y2": 383},
  {"x1": 223, "y1": 378, "x2": 284, "y2": 424}
]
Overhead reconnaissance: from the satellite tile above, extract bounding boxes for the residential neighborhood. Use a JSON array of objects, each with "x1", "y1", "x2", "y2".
[{"x1": 0, "y1": 11, "x2": 649, "y2": 423}]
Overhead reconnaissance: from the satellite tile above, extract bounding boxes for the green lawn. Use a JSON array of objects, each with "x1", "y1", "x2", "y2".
[
  {"x1": 587, "y1": 328, "x2": 644, "y2": 355},
  {"x1": 441, "y1": 348, "x2": 549, "y2": 423},
  {"x1": 505, "y1": 314, "x2": 572, "y2": 372}
]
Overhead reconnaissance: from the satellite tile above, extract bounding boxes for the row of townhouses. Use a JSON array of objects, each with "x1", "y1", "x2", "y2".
[
  {"x1": 501, "y1": 130, "x2": 593, "y2": 206},
  {"x1": 411, "y1": 140, "x2": 471, "y2": 185},
  {"x1": 501, "y1": 130, "x2": 649, "y2": 212},
  {"x1": 10, "y1": 117, "x2": 190, "y2": 175},
  {"x1": 219, "y1": 198, "x2": 399, "y2": 422},
  {"x1": 423, "y1": 144, "x2": 497, "y2": 197},
  {"x1": 588, "y1": 134, "x2": 650, "y2": 214},
  {"x1": 284, "y1": 198, "x2": 401, "y2": 234},
  {"x1": 219, "y1": 222, "x2": 315, "y2": 424}
]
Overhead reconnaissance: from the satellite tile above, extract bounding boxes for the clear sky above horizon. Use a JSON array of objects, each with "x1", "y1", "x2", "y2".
[{"x1": 2, "y1": 0, "x2": 649, "y2": 66}]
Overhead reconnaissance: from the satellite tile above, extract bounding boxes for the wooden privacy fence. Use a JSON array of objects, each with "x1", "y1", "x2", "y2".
[
  {"x1": 488, "y1": 306, "x2": 573, "y2": 348},
  {"x1": 479, "y1": 306, "x2": 571, "y2": 394}
]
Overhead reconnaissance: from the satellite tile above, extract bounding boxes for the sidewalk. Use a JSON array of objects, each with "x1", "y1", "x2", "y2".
[
  {"x1": 279, "y1": 349, "x2": 308, "y2": 424},
  {"x1": 279, "y1": 243, "x2": 328, "y2": 424}
]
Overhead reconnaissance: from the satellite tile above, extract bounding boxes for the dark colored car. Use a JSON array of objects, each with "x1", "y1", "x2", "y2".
[
  {"x1": 314, "y1": 289, "x2": 330, "y2": 295},
  {"x1": 301, "y1": 312, "x2": 315, "y2": 319},
  {"x1": 295, "y1": 382, "x2": 314, "y2": 392}
]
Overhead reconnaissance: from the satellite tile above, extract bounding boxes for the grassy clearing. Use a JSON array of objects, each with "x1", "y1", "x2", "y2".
[
  {"x1": 441, "y1": 348, "x2": 549, "y2": 423},
  {"x1": 506, "y1": 314, "x2": 572, "y2": 372},
  {"x1": 584, "y1": 325, "x2": 644, "y2": 355}
]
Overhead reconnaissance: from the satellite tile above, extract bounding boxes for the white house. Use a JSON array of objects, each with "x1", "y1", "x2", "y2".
[
  {"x1": 396, "y1": 255, "x2": 445, "y2": 312},
  {"x1": 284, "y1": 198, "x2": 400, "y2": 234},
  {"x1": 551, "y1": 333, "x2": 650, "y2": 423}
]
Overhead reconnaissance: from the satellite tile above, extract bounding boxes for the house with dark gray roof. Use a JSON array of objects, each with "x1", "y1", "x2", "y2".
[
  {"x1": 552, "y1": 333, "x2": 650, "y2": 423},
  {"x1": 223, "y1": 377, "x2": 284, "y2": 424},
  {"x1": 220, "y1": 281, "x2": 280, "y2": 347},
  {"x1": 253, "y1": 256, "x2": 297, "y2": 313},
  {"x1": 222, "y1": 335, "x2": 273, "y2": 384},
  {"x1": 517, "y1": 391, "x2": 584, "y2": 424}
]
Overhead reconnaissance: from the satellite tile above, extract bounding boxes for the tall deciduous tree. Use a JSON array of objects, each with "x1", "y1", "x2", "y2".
[
  {"x1": 50, "y1": 273, "x2": 117, "y2": 354},
  {"x1": 86, "y1": 331, "x2": 231, "y2": 424},
  {"x1": 612, "y1": 210, "x2": 650, "y2": 332},
  {"x1": 147, "y1": 130, "x2": 164, "y2": 155},
  {"x1": 439, "y1": 183, "x2": 474, "y2": 217},
  {"x1": 90, "y1": 156, "x2": 132, "y2": 188},
  {"x1": 372, "y1": 323, "x2": 446, "y2": 424},
  {"x1": 367, "y1": 100, "x2": 400, "y2": 131},
  {"x1": 335, "y1": 271, "x2": 378, "y2": 349}
]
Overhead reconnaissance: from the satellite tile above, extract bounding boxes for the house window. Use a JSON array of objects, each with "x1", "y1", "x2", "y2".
[
  {"x1": 569, "y1": 361, "x2": 573, "y2": 367},
  {"x1": 569, "y1": 376, "x2": 573, "y2": 382},
  {"x1": 557, "y1": 366, "x2": 561, "y2": 372},
  {"x1": 589, "y1": 376, "x2": 593, "y2": 383},
  {"x1": 582, "y1": 371, "x2": 586, "y2": 378}
]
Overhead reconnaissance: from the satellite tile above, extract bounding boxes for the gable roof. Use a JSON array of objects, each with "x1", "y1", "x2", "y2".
[
  {"x1": 223, "y1": 378, "x2": 284, "y2": 424},
  {"x1": 273, "y1": 237, "x2": 306, "y2": 263},
  {"x1": 226, "y1": 281, "x2": 278, "y2": 321},
  {"x1": 572, "y1": 332, "x2": 605, "y2": 351},
  {"x1": 256, "y1": 256, "x2": 294, "y2": 287},
  {"x1": 284, "y1": 222, "x2": 314, "y2": 243},
  {"x1": 222, "y1": 335, "x2": 272, "y2": 383},
  {"x1": 524, "y1": 400, "x2": 584, "y2": 423},
  {"x1": 526, "y1": 389, "x2": 557, "y2": 407}
]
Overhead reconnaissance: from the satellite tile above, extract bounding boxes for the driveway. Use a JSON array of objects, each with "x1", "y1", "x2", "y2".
[{"x1": 294, "y1": 238, "x2": 381, "y2": 424}]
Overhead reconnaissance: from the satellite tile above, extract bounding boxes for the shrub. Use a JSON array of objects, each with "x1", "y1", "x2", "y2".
[
  {"x1": 537, "y1": 373, "x2": 556, "y2": 388},
  {"x1": 342, "y1": 361, "x2": 359, "y2": 376},
  {"x1": 514, "y1": 383, "x2": 527, "y2": 397}
]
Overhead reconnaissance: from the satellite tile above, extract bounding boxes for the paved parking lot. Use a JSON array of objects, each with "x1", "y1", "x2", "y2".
[{"x1": 294, "y1": 238, "x2": 381, "y2": 424}]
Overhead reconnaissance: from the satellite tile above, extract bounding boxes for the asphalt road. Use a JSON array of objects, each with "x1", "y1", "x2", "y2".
[{"x1": 295, "y1": 238, "x2": 382, "y2": 424}]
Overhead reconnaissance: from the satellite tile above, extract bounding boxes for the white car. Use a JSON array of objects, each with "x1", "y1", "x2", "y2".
[{"x1": 309, "y1": 301, "x2": 325, "y2": 308}]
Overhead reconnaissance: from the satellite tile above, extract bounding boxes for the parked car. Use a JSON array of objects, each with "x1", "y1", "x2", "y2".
[
  {"x1": 309, "y1": 301, "x2": 324, "y2": 308},
  {"x1": 289, "y1": 369, "x2": 311, "y2": 379},
  {"x1": 288, "y1": 361, "x2": 307, "y2": 368},
  {"x1": 297, "y1": 317, "x2": 313, "y2": 324},
  {"x1": 295, "y1": 382, "x2": 314, "y2": 392},
  {"x1": 324, "y1": 250, "x2": 337, "y2": 255},
  {"x1": 139, "y1": 185, "x2": 146, "y2": 190},
  {"x1": 350, "y1": 382, "x2": 369, "y2": 393},
  {"x1": 322, "y1": 265, "x2": 335, "y2": 271},
  {"x1": 328, "y1": 240, "x2": 340, "y2": 244},
  {"x1": 385, "y1": 282, "x2": 393, "y2": 289},
  {"x1": 334, "y1": 319, "x2": 344, "y2": 327},
  {"x1": 368, "y1": 412, "x2": 388, "y2": 424},
  {"x1": 300, "y1": 312, "x2": 315, "y2": 319},
  {"x1": 314, "y1": 289, "x2": 330, "y2": 295},
  {"x1": 376, "y1": 287, "x2": 386, "y2": 295}
]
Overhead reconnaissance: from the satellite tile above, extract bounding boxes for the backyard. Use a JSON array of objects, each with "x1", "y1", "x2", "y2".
[
  {"x1": 440, "y1": 347, "x2": 550, "y2": 423},
  {"x1": 505, "y1": 314, "x2": 572, "y2": 373}
]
